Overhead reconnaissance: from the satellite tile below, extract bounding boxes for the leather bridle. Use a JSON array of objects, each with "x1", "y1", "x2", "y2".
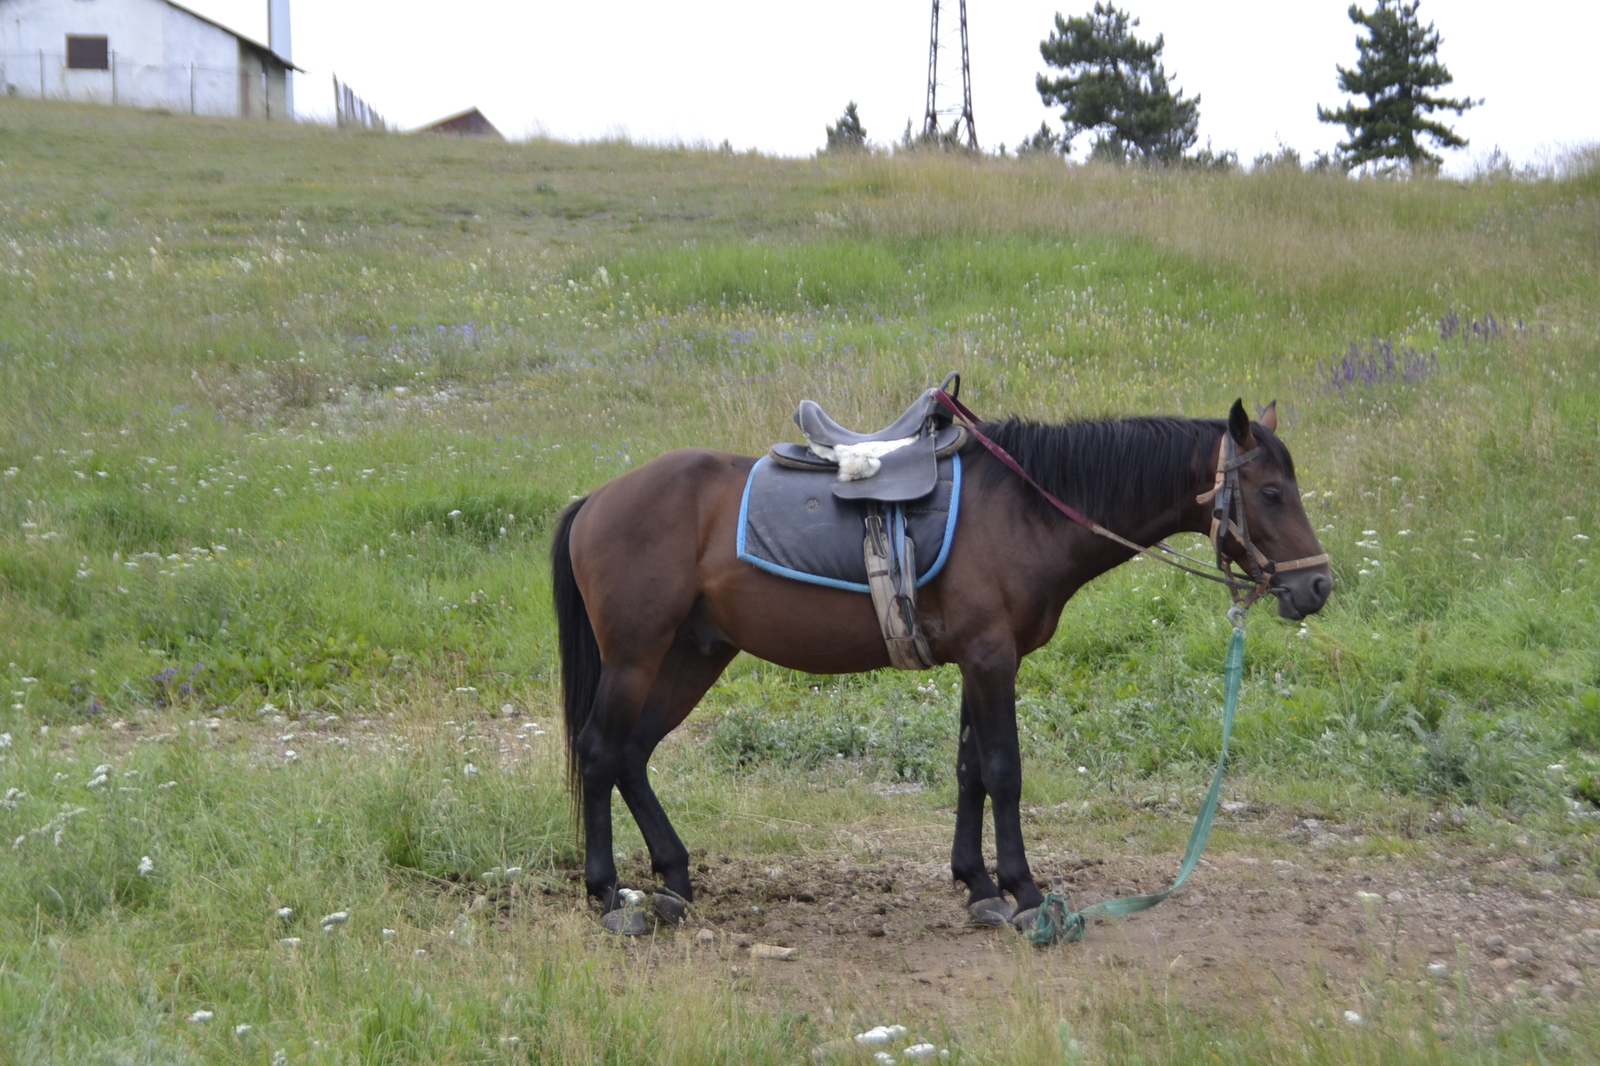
[
  {"x1": 931, "y1": 382, "x2": 1329, "y2": 611},
  {"x1": 1193, "y1": 433, "x2": 1330, "y2": 608}
]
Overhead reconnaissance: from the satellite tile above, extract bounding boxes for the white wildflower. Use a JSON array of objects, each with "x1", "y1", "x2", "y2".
[
  {"x1": 87, "y1": 774, "x2": 108, "y2": 789},
  {"x1": 273, "y1": 1050, "x2": 288, "y2": 1066},
  {"x1": 277, "y1": 906, "x2": 293, "y2": 920},
  {"x1": 12, "y1": 835, "x2": 24, "y2": 849},
  {"x1": 905, "y1": 1046, "x2": 939, "y2": 1061},
  {"x1": 320, "y1": 911, "x2": 349, "y2": 927},
  {"x1": 189, "y1": 1010, "x2": 214, "y2": 1024},
  {"x1": 278, "y1": 937, "x2": 301, "y2": 948},
  {"x1": 235, "y1": 1023, "x2": 254, "y2": 1037},
  {"x1": 1342, "y1": 1010, "x2": 1363, "y2": 1026},
  {"x1": 0, "y1": 732, "x2": 10, "y2": 748},
  {"x1": 137, "y1": 855, "x2": 154, "y2": 876},
  {"x1": 382, "y1": 928, "x2": 397, "y2": 940},
  {"x1": 461, "y1": 763, "x2": 479, "y2": 777},
  {"x1": 414, "y1": 948, "x2": 428, "y2": 958},
  {"x1": 1427, "y1": 962, "x2": 1450, "y2": 977},
  {"x1": 283, "y1": 750, "x2": 298, "y2": 762}
]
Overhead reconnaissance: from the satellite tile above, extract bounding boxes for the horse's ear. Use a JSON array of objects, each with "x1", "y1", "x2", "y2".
[
  {"x1": 1228, "y1": 398, "x2": 1254, "y2": 446},
  {"x1": 1259, "y1": 401, "x2": 1278, "y2": 434}
]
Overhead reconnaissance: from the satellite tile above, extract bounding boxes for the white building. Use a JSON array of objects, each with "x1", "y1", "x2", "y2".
[{"x1": 0, "y1": 0, "x2": 298, "y2": 119}]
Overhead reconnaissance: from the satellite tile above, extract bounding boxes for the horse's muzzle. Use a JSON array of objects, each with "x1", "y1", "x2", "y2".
[{"x1": 1271, "y1": 569, "x2": 1333, "y2": 620}]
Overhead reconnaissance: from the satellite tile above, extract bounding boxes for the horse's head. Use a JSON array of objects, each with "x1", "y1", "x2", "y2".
[{"x1": 1215, "y1": 400, "x2": 1333, "y2": 620}]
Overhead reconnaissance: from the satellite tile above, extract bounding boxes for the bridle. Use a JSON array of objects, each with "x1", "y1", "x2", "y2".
[
  {"x1": 931, "y1": 381, "x2": 1329, "y2": 612},
  {"x1": 1194, "y1": 432, "x2": 1330, "y2": 609}
]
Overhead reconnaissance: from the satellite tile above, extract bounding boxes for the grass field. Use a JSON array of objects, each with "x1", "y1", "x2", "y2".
[{"x1": 1, "y1": 98, "x2": 1599, "y2": 1064}]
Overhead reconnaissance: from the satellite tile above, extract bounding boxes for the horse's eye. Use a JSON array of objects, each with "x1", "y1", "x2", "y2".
[{"x1": 1261, "y1": 487, "x2": 1283, "y2": 504}]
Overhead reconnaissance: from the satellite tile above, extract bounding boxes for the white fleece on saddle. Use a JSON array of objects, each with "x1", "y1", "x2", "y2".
[{"x1": 805, "y1": 435, "x2": 918, "y2": 482}]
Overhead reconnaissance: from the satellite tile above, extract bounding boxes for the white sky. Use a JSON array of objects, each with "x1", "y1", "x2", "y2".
[{"x1": 195, "y1": 0, "x2": 1596, "y2": 172}]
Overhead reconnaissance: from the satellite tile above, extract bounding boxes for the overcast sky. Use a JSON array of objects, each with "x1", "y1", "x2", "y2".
[{"x1": 194, "y1": 0, "x2": 1595, "y2": 173}]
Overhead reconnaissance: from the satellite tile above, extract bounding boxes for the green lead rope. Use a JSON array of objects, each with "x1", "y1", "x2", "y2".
[{"x1": 1028, "y1": 621, "x2": 1246, "y2": 947}]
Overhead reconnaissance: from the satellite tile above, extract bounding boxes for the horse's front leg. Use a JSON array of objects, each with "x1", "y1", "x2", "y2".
[
  {"x1": 961, "y1": 657, "x2": 1044, "y2": 918},
  {"x1": 950, "y1": 698, "x2": 1001, "y2": 907}
]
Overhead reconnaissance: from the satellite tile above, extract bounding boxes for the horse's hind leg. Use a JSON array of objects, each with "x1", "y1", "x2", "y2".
[
  {"x1": 615, "y1": 632, "x2": 737, "y2": 903},
  {"x1": 576, "y1": 658, "x2": 664, "y2": 909}
]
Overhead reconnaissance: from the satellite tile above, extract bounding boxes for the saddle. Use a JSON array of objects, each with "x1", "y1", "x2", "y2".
[
  {"x1": 757, "y1": 374, "x2": 967, "y2": 669},
  {"x1": 768, "y1": 377, "x2": 967, "y2": 502}
]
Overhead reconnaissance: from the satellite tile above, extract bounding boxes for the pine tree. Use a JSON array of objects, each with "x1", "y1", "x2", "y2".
[
  {"x1": 824, "y1": 102, "x2": 868, "y2": 154},
  {"x1": 1317, "y1": 0, "x2": 1478, "y2": 172},
  {"x1": 1035, "y1": 3, "x2": 1199, "y2": 164}
]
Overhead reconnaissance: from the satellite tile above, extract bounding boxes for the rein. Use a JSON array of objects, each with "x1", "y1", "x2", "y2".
[{"x1": 930, "y1": 386, "x2": 1328, "y2": 609}]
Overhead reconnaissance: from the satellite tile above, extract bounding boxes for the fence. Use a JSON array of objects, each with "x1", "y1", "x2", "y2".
[
  {"x1": 332, "y1": 74, "x2": 388, "y2": 131},
  {"x1": 1, "y1": 51, "x2": 297, "y2": 120}
]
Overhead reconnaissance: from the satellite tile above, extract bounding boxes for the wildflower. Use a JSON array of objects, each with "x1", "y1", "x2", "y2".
[
  {"x1": 189, "y1": 1010, "x2": 214, "y2": 1024},
  {"x1": 1427, "y1": 962, "x2": 1450, "y2": 977},
  {"x1": 138, "y1": 855, "x2": 154, "y2": 876},
  {"x1": 12, "y1": 835, "x2": 24, "y2": 849},
  {"x1": 157, "y1": 780, "x2": 177, "y2": 789},
  {"x1": 277, "y1": 907, "x2": 293, "y2": 920},
  {"x1": 1077, "y1": 766, "x2": 1087, "y2": 774},
  {"x1": 414, "y1": 948, "x2": 428, "y2": 958},
  {"x1": 1397, "y1": 530, "x2": 1412, "y2": 536},
  {"x1": 382, "y1": 928, "x2": 397, "y2": 940},
  {"x1": 320, "y1": 911, "x2": 349, "y2": 927},
  {"x1": 87, "y1": 774, "x2": 108, "y2": 789},
  {"x1": 235, "y1": 1024, "x2": 254, "y2": 1037},
  {"x1": 1343, "y1": 1010, "x2": 1364, "y2": 1026},
  {"x1": 461, "y1": 763, "x2": 479, "y2": 777},
  {"x1": 278, "y1": 937, "x2": 302, "y2": 948},
  {"x1": 1362, "y1": 530, "x2": 1377, "y2": 536},
  {"x1": 283, "y1": 750, "x2": 298, "y2": 762},
  {"x1": 1577, "y1": 534, "x2": 1591, "y2": 542},
  {"x1": 0, "y1": 732, "x2": 10, "y2": 748},
  {"x1": 272, "y1": 1051, "x2": 288, "y2": 1066}
]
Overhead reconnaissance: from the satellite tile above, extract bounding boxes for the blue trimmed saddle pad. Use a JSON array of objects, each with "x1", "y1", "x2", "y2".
[{"x1": 736, "y1": 454, "x2": 961, "y2": 593}]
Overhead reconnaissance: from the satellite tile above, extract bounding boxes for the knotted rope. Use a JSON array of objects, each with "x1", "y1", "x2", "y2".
[{"x1": 1028, "y1": 609, "x2": 1246, "y2": 946}]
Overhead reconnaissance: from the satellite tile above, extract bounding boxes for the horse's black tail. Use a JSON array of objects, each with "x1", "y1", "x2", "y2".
[{"x1": 551, "y1": 498, "x2": 599, "y2": 822}]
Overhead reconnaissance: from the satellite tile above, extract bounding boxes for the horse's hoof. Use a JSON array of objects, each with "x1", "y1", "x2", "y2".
[
  {"x1": 967, "y1": 897, "x2": 1015, "y2": 927},
  {"x1": 652, "y1": 889, "x2": 689, "y2": 926},
  {"x1": 1011, "y1": 906, "x2": 1041, "y2": 932},
  {"x1": 600, "y1": 908, "x2": 651, "y2": 936}
]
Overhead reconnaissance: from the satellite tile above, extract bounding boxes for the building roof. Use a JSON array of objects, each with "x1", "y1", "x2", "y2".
[
  {"x1": 163, "y1": 0, "x2": 304, "y2": 71},
  {"x1": 414, "y1": 107, "x2": 504, "y2": 140}
]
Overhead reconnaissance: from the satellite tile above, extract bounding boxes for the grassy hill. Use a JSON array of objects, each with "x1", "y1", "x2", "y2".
[{"x1": 1, "y1": 98, "x2": 1598, "y2": 1063}]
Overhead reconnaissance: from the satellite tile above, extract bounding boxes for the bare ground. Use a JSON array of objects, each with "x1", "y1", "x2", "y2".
[{"x1": 579, "y1": 809, "x2": 1600, "y2": 1030}]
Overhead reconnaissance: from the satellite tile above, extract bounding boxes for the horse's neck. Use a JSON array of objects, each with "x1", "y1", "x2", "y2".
[{"x1": 1056, "y1": 427, "x2": 1219, "y2": 581}]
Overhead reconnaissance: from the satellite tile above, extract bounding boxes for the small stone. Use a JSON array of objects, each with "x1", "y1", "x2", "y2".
[
  {"x1": 1342, "y1": 1010, "x2": 1363, "y2": 1026},
  {"x1": 1220, "y1": 801, "x2": 1248, "y2": 813},
  {"x1": 1427, "y1": 962, "x2": 1450, "y2": 978},
  {"x1": 695, "y1": 928, "x2": 717, "y2": 943},
  {"x1": 751, "y1": 943, "x2": 798, "y2": 960}
]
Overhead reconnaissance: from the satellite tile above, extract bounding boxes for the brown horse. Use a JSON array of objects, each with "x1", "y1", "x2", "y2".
[{"x1": 551, "y1": 398, "x2": 1331, "y2": 929}]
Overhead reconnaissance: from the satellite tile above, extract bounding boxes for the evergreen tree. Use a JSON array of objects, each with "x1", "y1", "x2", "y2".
[
  {"x1": 824, "y1": 102, "x2": 868, "y2": 154},
  {"x1": 1015, "y1": 122, "x2": 1064, "y2": 158},
  {"x1": 1035, "y1": 3, "x2": 1199, "y2": 164},
  {"x1": 1317, "y1": 0, "x2": 1478, "y2": 172}
]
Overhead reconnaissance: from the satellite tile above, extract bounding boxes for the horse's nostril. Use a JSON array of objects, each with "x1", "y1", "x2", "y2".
[{"x1": 1311, "y1": 574, "x2": 1331, "y2": 600}]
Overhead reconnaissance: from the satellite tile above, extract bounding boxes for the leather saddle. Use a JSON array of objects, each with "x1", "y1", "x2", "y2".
[{"x1": 769, "y1": 375, "x2": 966, "y2": 502}]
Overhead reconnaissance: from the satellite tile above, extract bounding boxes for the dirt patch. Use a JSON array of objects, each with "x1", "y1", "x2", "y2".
[{"x1": 593, "y1": 821, "x2": 1600, "y2": 1025}]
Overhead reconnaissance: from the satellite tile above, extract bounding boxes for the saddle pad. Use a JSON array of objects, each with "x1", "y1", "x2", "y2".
[{"x1": 736, "y1": 454, "x2": 961, "y2": 593}]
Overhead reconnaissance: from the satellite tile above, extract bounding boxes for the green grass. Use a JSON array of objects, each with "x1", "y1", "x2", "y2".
[{"x1": 2, "y1": 97, "x2": 1599, "y2": 1061}]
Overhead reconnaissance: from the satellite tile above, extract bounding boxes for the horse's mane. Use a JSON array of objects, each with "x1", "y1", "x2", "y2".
[{"x1": 972, "y1": 416, "x2": 1295, "y2": 526}]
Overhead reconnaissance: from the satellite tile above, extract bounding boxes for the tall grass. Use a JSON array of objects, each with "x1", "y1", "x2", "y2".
[{"x1": 1, "y1": 97, "x2": 1598, "y2": 1061}]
